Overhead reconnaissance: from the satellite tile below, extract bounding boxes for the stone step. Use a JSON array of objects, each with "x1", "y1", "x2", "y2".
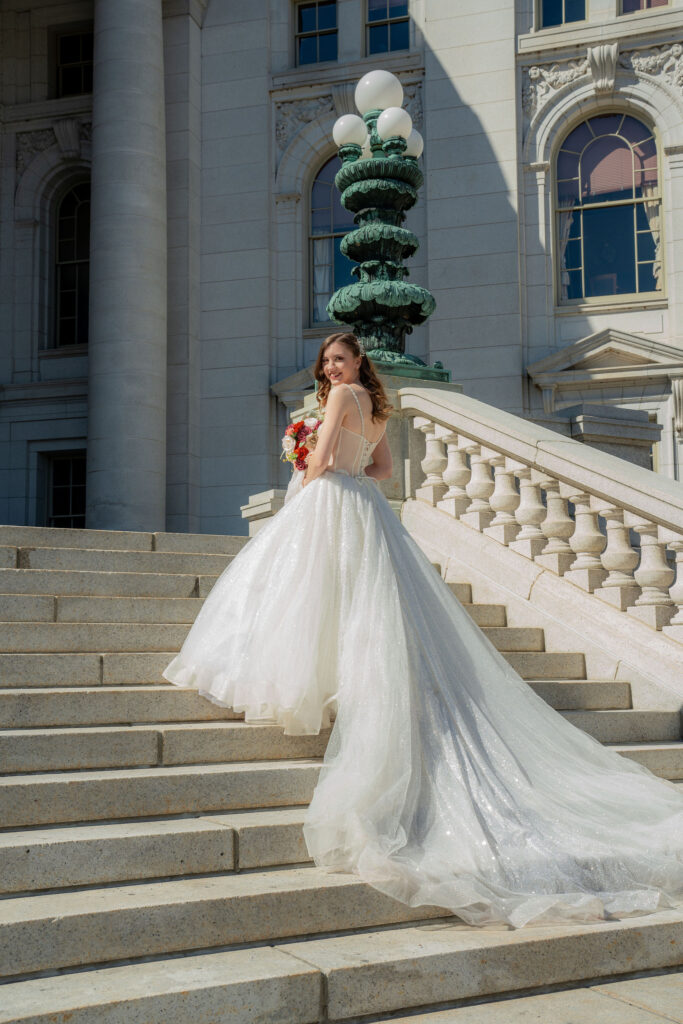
[
  {"x1": 0, "y1": 865, "x2": 446, "y2": 979},
  {"x1": 502, "y1": 651, "x2": 585, "y2": 679},
  {"x1": 562, "y1": 709, "x2": 681, "y2": 744},
  {"x1": 0, "y1": 722, "x2": 329, "y2": 773},
  {"x1": 462, "y1": 603, "x2": 506, "y2": 627},
  {"x1": 0, "y1": 621, "x2": 189, "y2": 653},
  {"x1": 0, "y1": 910, "x2": 680, "y2": 1023},
  {"x1": 448, "y1": 581, "x2": 472, "y2": 603},
  {"x1": 611, "y1": 742, "x2": 683, "y2": 780},
  {"x1": 0, "y1": 594, "x2": 206, "y2": 624},
  {"x1": 0, "y1": 546, "x2": 16, "y2": 569},
  {"x1": 528, "y1": 679, "x2": 631, "y2": 710},
  {"x1": 0, "y1": 525, "x2": 247, "y2": 555},
  {"x1": 0, "y1": 685, "x2": 242, "y2": 726},
  {"x1": 0, "y1": 759, "x2": 321, "y2": 828},
  {"x1": 15, "y1": 547, "x2": 234, "y2": 575},
  {"x1": 0, "y1": 567, "x2": 221, "y2": 598},
  {"x1": 0, "y1": 621, "x2": 545, "y2": 655},
  {"x1": 0, "y1": 651, "x2": 177, "y2": 687},
  {"x1": 0, "y1": 807, "x2": 309, "y2": 894}
]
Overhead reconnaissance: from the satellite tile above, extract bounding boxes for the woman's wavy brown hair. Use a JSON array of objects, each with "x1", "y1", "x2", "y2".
[{"x1": 314, "y1": 333, "x2": 393, "y2": 423}]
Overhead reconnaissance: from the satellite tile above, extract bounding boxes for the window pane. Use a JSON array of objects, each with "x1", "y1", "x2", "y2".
[
  {"x1": 565, "y1": 238, "x2": 582, "y2": 269},
  {"x1": 59, "y1": 238, "x2": 76, "y2": 262},
  {"x1": 52, "y1": 487, "x2": 71, "y2": 516},
  {"x1": 368, "y1": 22, "x2": 389, "y2": 53},
  {"x1": 332, "y1": 189, "x2": 354, "y2": 232},
  {"x1": 77, "y1": 265, "x2": 89, "y2": 344},
  {"x1": 565, "y1": 0, "x2": 585, "y2": 21},
  {"x1": 298, "y1": 35, "x2": 317, "y2": 64},
  {"x1": 638, "y1": 262, "x2": 657, "y2": 292},
  {"x1": 587, "y1": 113, "x2": 624, "y2": 137},
  {"x1": 541, "y1": 0, "x2": 563, "y2": 26},
  {"x1": 318, "y1": 30, "x2": 337, "y2": 62},
  {"x1": 59, "y1": 264, "x2": 76, "y2": 290},
  {"x1": 311, "y1": 208, "x2": 332, "y2": 233},
  {"x1": 389, "y1": 0, "x2": 409, "y2": 15},
  {"x1": 52, "y1": 460, "x2": 70, "y2": 486},
  {"x1": 583, "y1": 205, "x2": 636, "y2": 296},
  {"x1": 562, "y1": 120, "x2": 594, "y2": 153},
  {"x1": 59, "y1": 35, "x2": 81, "y2": 65},
  {"x1": 637, "y1": 229, "x2": 656, "y2": 262},
  {"x1": 557, "y1": 151, "x2": 579, "y2": 180},
  {"x1": 317, "y1": 0, "x2": 336, "y2": 29},
  {"x1": 389, "y1": 19, "x2": 409, "y2": 50},
  {"x1": 368, "y1": 0, "x2": 387, "y2": 21},
  {"x1": 619, "y1": 116, "x2": 652, "y2": 146},
  {"x1": 581, "y1": 137, "x2": 633, "y2": 203},
  {"x1": 298, "y1": 3, "x2": 317, "y2": 32},
  {"x1": 60, "y1": 290, "x2": 76, "y2": 317},
  {"x1": 333, "y1": 236, "x2": 354, "y2": 290},
  {"x1": 60, "y1": 66, "x2": 83, "y2": 96},
  {"x1": 566, "y1": 269, "x2": 583, "y2": 300}
]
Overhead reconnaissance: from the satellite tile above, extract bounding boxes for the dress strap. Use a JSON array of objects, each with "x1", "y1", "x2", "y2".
[{"x1": 344, "y1": 383, "x2": 365, "y2": 436}]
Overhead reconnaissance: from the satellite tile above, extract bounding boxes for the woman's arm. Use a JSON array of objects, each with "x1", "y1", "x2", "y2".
[
  {"x1": 302, "y1": 386, "x2": 350, "y2": 487},
  {"x1": 364, "y1": 432, "x2": 392, "y2": 481}
]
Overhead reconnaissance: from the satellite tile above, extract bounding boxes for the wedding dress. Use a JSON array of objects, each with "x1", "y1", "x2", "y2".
[{"x1": 164, "y1": 384, "x2": 683, "y2": 929}]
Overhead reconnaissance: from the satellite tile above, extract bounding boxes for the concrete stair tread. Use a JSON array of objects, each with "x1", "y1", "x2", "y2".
[
  {"x1": 0, "y1": 651, "x2": 180, "y2": 686},
  {"x1": 0, "y1": 759, "x2": 322, "y2": 828},
  {"x1": 0, "y1": 594, "x2": 205, "y2": 624},
  {"x1": 0, "y1": 685, "x2": 244, "y2": 726},
  {"x1": 0, "y1": 911, "x2": 680, "y2": 1023},
  {"x1": 14, "y1": 548, "x2": 236, "y2": 575},
  {"x1": 609, "y1": 742, "x2": 683, "y2": 780},
  {"x1": 0, "y1": 807, "x2": 310, "y2": 894},
  {"x1": 502, "y1": 651, "x2": 586, "y2": 678},
  {"x1": 0, "y1": 865, "x2": 447, "y2": 978},
  {"x1": 0, "y1": 525, "x2": 248, "y2": 554},
  {"x1": 560, "y1": 709, "x2": 681, "y2": 743},
  {"x1": 0, "y1": 568, "x2": 220, "y2": 598},
  {"x1": 528, "y1": 680, "x2": 631, "y2": 710},
  {"x1": 0, "y1": 721, "x2": 330, "y2": 772}
]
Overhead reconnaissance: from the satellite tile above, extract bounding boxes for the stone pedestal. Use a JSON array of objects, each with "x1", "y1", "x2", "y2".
[{"x1": 86, "y1": 0, "x2": 168, "y2": 531}]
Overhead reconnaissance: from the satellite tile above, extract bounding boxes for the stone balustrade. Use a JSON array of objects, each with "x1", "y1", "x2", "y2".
[{"x1": 399, "y1": 387, "x2": 683, "y2": 641}]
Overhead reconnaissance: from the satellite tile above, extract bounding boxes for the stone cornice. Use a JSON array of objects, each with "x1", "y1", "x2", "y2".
[{"x1": 518, "y1": 8, "x2": 683, "y2": 59}]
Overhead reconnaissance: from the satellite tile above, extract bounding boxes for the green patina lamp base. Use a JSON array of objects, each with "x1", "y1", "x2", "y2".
[{"x1": 366, "y1": 349, "x2": 451, "y2": 382}]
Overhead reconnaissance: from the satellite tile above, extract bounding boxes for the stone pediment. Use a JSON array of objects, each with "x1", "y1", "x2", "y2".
[{"x1": 527, "y1": 329, "x2": 683, "y2": 429}]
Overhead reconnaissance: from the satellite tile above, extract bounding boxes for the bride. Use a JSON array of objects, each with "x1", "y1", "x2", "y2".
[{"x1": 164, "y1": 332, "x2": 683, "y2": 929}]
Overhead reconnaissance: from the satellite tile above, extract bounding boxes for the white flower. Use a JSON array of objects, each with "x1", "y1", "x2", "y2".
[
  {"x1": 304, "y1": 417, "x2": 319, "y2": 429},
  {"x1": 282, "y1": 436, "x2": 296, "y2": 453}
]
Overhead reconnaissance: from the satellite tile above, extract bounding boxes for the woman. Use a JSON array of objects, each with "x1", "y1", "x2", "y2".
[{"x1": 164, "y1": 332, "x2": 683, "y2": 928}]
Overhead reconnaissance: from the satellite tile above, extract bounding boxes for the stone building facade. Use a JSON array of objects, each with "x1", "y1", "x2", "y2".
[{"x1": 1, "y1": 0, "x2": 682, "y2": 535}]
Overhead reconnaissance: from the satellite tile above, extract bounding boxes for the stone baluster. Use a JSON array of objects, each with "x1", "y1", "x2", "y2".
[
  {"x1": 535, "y1": 477, "x2": 575, "y2": 574},
  {"x1": 626, "y1": 517, "x2": 675, "y2": 629},
  {"x1": 435, "y1": 427, "x2": 471, "y2": 518},
  {"x1": 563, "y1": 488, "x2": 607, "y2": 592},
  {"x1": 592, "y1": 502, "x2": 640, "y2": 610},
  {"x1": 484, "y1": 455, "x2": 520, "y2": 544},
  {"x1": 663, "y1": 538, "x2": 683, "y2": 642},
  {"x1": 460, "y1": 445, "x2": 495, "y2": 531},
  {"x1": 509, "y1": 466, "x2": 546, "y2": 559},
  {"x1": 414, "y1": 417, "x2": 447, "y2": 504}
]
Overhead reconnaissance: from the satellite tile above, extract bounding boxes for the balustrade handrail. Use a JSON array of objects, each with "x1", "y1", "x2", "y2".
[{"x1": 399, "y1": 387, "x2": 683, "y2": 534}]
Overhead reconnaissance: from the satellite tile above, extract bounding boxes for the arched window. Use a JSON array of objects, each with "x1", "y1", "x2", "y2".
[
  {"x1": 309, "y1": 156, "x2": 355, "y2": 322},
  {"x1": 555, "y1": 114, "x2": 661, "y2": 303},
  {"x1": 55, "y1": 181, "x2": 90, "y2": 346}
]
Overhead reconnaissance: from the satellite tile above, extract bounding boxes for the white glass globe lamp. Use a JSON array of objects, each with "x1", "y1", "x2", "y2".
[
  {"x1": 376, "y1": 106, "x2": 412, "y2": 142},
  {"x1": 332, "y1": 114, "x2": 368, "y2": 148},
  {"x1": 404, "y1": 128, "x2": 424, "y2": 158},
  {"x1": 354, "y1": 69, "x2": 403, "y2": 115}
]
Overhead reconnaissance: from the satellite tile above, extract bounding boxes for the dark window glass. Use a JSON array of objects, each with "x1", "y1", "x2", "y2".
[
  {"x1": 55, "y1": 29, "x2": 93, "y2": 97},
  {"x1": 366, "y1": 0, "x2": 409, "y2": 53},
  {"x1": 622, "y1": 0, "x2": 668, "y2": 11},
  {"x1": 541, "y1": 0, "x2": 584, "y2": 26},
  {"x1": 310, "y1": 156, "x2": 355, "y2": 323},
  {"x1": 555, "y1": 114, "x2": 662, "y2": 303},
  {"x1": 47, "y1": 453, "x2": 87, "y2": 529},
  {"x1": 55, "y1": 182, "x2": 90, "y2": 347},
  {"x1": 295, "y1": 1, "x2": 337, "y2": 65}
]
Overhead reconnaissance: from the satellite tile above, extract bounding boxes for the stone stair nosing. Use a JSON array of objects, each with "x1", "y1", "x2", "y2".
[
  {"x1": 0, "y1": 567, "x2": 221, "y2": 598},
  {"x1": 14, "y1": 547, "x2": 236, "y2": 575},
  {"x1": 0, "y1": 910, "x2": 680, "y2": 1024},
  {"x1": 0, "y1": 525, "x2": 249, "y2": 554}
]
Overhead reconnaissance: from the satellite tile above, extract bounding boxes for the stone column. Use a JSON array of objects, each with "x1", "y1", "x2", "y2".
[{"x1": 86, "y1": 0, "x2": 167, "y2": 531}]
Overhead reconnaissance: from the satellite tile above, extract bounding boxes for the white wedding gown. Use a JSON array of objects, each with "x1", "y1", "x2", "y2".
[{"x1": 164, "y1": 386, "x2": 683, "y2": 928}]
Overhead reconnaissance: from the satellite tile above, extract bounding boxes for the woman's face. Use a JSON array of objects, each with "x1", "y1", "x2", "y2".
[{"x1": 322, "y1": 341, "x2": 361, "y2": 386}]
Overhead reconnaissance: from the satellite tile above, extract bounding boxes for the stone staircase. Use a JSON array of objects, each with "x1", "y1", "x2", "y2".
[{"x1": 0, "y1": 525, "x2": 681, "y2": 1023}]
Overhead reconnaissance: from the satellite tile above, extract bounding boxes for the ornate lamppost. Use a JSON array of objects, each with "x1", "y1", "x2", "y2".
[{"x1": 329, "y1": 69, "x2": 449, "y2": 382}]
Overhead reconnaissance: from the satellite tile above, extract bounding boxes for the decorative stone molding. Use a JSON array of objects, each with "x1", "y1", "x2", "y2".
[
  {"x1": 588, "y1": 42, "x2": 619, "y2": 95},
  {"x1": 403, "y1": 81, "x2": 423, "y2": 130},
  {"x1": 275, "y1": 95, "x2": 334, "y2": 152},
  {"x1": 274, "y1": 191, "x2": 301, "y2": 204},
  {"x1": 619, "y1": 41, "x2": 683, "y2": 93},
  {"x1": 522, "y1": 58, "x2": 589, "y2": 121},
  {"x1": 332, "y1": 82, "x2": 356, "y2": 117},
  {"x1": 54, "y1": 119, "x2": 80, "y2": 159},
  {"x1": 673, "y1": 378, "x2": 683, "y2": 435},
  {"x1": 16, "y1": 128, "x2": 55, "y2": 176}
]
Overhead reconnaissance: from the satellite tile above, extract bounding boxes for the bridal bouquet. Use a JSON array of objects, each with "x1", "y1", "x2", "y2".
[{"x1": 281, "y1": 414, "x2": 324, "y2": 472}]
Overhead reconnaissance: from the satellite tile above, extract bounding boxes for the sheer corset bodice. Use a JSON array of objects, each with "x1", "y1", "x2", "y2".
[{"x1": 329, "y1": 385, "x2": 384, "y2": 478}]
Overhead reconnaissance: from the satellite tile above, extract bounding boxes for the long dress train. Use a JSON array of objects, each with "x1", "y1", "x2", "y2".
[{"x1": 164, "y1": 387, "x2": 683, "y2": 929}]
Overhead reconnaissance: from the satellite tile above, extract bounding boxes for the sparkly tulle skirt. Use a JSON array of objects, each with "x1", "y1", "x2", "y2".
[{"x1": 164, "y1": 468, "x2": 683, "y2": 928}]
